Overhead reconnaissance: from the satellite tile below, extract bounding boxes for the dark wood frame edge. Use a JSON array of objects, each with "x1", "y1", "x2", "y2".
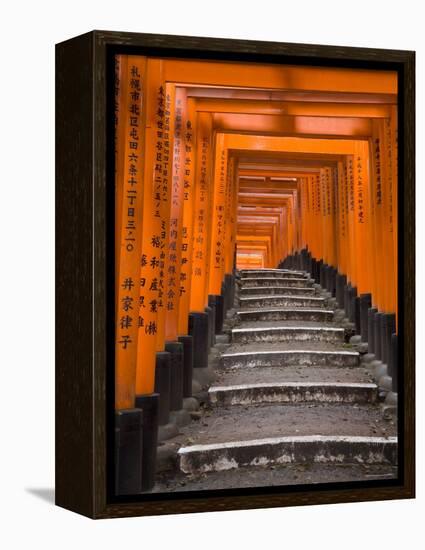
[{"x1": 55, "y1": 30, "x2": 415, "y2": 519}]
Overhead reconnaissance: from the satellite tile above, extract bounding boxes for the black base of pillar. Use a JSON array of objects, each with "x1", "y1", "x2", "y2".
[
  {"x1": 214, "y1": 294, "x2": 225, "y2": 334},
  {"x1": 205, "y1": 306, "x2": 213, "y2": 350},
  {"x1": 359, "y1": 294, "x2": 372, "y2": 342},
  {"x1": 320, "y1": 262, "x2": 327, "y2": 288},
  {"x1": 208, "y1": 295, "x2": 217, "y2": 346},
  {"x1": 349, "y1": 286, "x2": 358, "y2": 323},
  {"x1": 367, "y1": 307, "x2": 378, "y2": 354},
  {"x1": 224, "y1": 273, "x2": 233, "y2": 311},
  {"x1": 325, "y1": 265, "x2": 331, "y2": 293},
  {"x1": 220, "y1": 281, "x2": 227, "y2": 318},
  {"x1": 344, "y1": 284, "x2": 351, "y2": 318},
  {"x1": 311, "y1": 258, "x2": 317, "y2": 282},
  {"x1": 380, "y1": 314, "x2": 388, "y2": 365},
  {"x1": 115, "y1": 408, "x2": 143, "y2": 495},
  {"x1": 300, "y1": 249, "x2": 309, "y2": 272},
  {"x1": 374, "y1": 312, "x2": 384, "y2": 361},
  {"x1": 382, "y1": 313, "x2": 397, "y2": 367},
  {"x1": 164, "y1": 341, "x2": 184, "y2": 411},
  {"x1": 328, "y1": 267, "x2": 336, "y2": 296},
  {"x1": 354, "y1": 296, "x2": 361, "y2": 334},
  {"x1": 325, "y1": 265, "x2": 330, "y2": 293},
  {"x1": 189, "y1": 311, "x2": 209, "y2": 368},
  {"x1": 230, "y1": 272, "x2": 236, "y2": 306},
  {"x1": 154, "y1": 351, "x2": 171, "y2": 426},
  {"x1": 336, "y1": 274, "x2": 347, "y2": 309},
  {"x1": 379, "y1": 313, "x2": 387, "y2": 364},
  {"x1": 389, "y1": 334, "x2": 398, "y2": 392},
  {"x1": 317, "y1": 260, "x2": 323, "y2": 284},
  {"x1": 135, "y1": 393, "x2": 159, "y2": 492},
  {"x1": 178, "y1": 334, "x2": 193, "y2": 398}
]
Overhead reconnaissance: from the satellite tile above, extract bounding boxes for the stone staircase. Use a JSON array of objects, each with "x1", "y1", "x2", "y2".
[{"x1": 154, "y1": 268, "x2": 397, "y2": 491}]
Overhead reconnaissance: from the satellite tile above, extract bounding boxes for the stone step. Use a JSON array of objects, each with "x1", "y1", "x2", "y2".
[
  {"x1": 231, "y1": 325, "x2": 344, "y2": 344},
  {"x1": 179, "y1": 435, "x2": 397, "y2": 474},
  {"x1": 153, "y1": 462, "x2": 398, "y2": 492},
  {"x1": 209, "y1": 381, "x2": 378, "y2": 406},
  {"x1": 239, "y1": 295, "x2": 325, "y2": 309},
  {"x1": 236, "y1": 307, "x2": 334, "y2": 323},
  {"x1": 240, "y1": 277, "x2": 311, "y2": 287},
  {"x1": 177, "y1": 402, "x2": 397, "y2": 474},
  {"x1": 240, "y1": 269, "x2": 308, "y2": 279},
  {"x1": 240, "y1": 286, "x2": 315, "y2": 296},
  {"x1": 221, "y1": 348, "x2": 360, "y2": 368},
  {"x1": 215, "y1": 364, "x2": 375, "y2": 386},
  {"x1": 180, "y1": 402, "x2": 396, "y2": 444}
]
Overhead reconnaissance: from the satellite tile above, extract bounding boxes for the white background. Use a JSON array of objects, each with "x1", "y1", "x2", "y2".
[{"x1": 0, "y1": 0, "x2": 423, "y2": 547}]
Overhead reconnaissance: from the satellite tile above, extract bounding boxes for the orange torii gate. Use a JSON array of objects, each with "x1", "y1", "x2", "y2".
[
  {"x1": 237, "y1": 206, "x2": 288, "y2": 263},
  {"x1": 228, "y1": 133, "x2": 395, "y2": 323},
  {"x1": 112, "y1": 54, "x2": 398, "y2": 494},
  {"x1": 237, "y1": 194, "x2": 297, "y2": 266},
  {"x1": 161, "y1": 61, "x2": 396, "y2": 334},
  {"x1": 171, "y1": 72, "x2": 396, "y2": 350},
  {"x1": 189, "y1": 96, "x2": 396, "y2": 118}
]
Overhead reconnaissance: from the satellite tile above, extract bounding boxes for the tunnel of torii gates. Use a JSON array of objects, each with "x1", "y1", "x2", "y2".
[{"x1": 114, "y1": 54, "x2": 398, "y2": 492}]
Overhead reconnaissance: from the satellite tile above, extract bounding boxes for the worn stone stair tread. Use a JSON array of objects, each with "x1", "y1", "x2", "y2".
[
  {"x1": 215, "y1": 364, "x2": 375, "y2": 386},
  {"x1": 221, "y1": 343, "x2": 360, "y2": 369},
  {"x1": 236, "y1": 306, "x2": 333, "y2": 313},
  {"x1": 240, "y1": 274, "x2": 308, "y2": 279},
  {"x1": 240, "y1": 269, "x2": 308, "y2": 277},
  {"x1": 152, "y1": 462, "x2": 398, "y2": 493},
  {"x1": 240, "y1": 275, "x2": 309, "y2": 281},
  {"x1": 240, "y1": 286, "x2": 315, "y2": 295},
  {"x1": 177, "y1": 401, "x2": 397, "y2": 473},
  {"x1": 240, "y1": 278, "x2": 312, "y2": 288},
  {"x1": 225, "y1": 340, "x2": 355, "y2": 354},
  {"x1": 239, "y1": 296, "x2": 326, "y2": 309},
  {"x1": 240, "y1": 293, "x2": 322, "y2": 300},
  {"x1": 239, "y1": 267, "x2": 306, "y2": 273},
  {"x1": 236, "y1": 307, "x2": 335, "y2": 323},
  {"x1": 178, "y1": 434, "x2": 397, "y2": 473},
  {"x1": 209, "y1": 381, "x2": 378, "y2": 406},
  {"x1": 231, "y1": 325, "x2": 344, "y2": 344},
  {"x1": 236, "y1": 319, "x2": 340, "y2": 329},
  {"x1": 178, "y1": 402, "x2": 396, "y2": 446},
  {"x1": 221, "y1": 349, "x2": 359, "y2": 368}
]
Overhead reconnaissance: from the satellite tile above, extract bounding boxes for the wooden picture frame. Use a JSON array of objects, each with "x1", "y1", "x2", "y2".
[{"x1": 55, "y1": 30, "x2": 415, "y2": 519}]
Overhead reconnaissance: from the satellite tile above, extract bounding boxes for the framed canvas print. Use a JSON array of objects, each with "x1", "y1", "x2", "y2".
[{"x1": 55, "y1": 30, "x2": 415, "y2": 519}]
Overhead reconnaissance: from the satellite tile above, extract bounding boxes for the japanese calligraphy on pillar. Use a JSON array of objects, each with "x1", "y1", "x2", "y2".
[
  {"x1": 166, "y1": 97, "x2": 182, "y2": 313},
  {"x1": 138, "y1": 83, "x2": 166, "y2": 343},
  {"x1": 315, "y1": 174, "x2": 321, "y2": 215},
  {"x1": 384, "y1": 118, "x2": 394, "y2": 234},
  {"x1": 347, "y1": 157, "x2": 355, "y2": 213},
  {"x1": 338, "y1": 163, "x2": 346, "y2": 239},
  {"x1": 177, "y1": 109, "x2": 195, "y2": 334},
  {"x1": 155, "y1": 84, "x2": 175, "y2": 344},
  {"x1": 356, "y1": 154, "x2": 365, "y2": 224},
  {"x1": 179, "y1": 117, "x2": 194, "y2": 291},
  {"x1": 212, "y1": 137, "x2": 228, "y2": 278},
  {"x1": 165, "y1": 89, "x2": 186, "y2": 341},
  {"x1": 224, "y1": 156, "x2": 235, "y2": 273},
  {"x1": 115, "y1": 56, "x2": 146, "y2": 409},
  {"x1": 325, "y1": 168, "x2": 332, "y2": 216},
  {"x1": 193, "y1": 136, "x2": 209, "y2": 279},
  {"x1": 343, "y1": 160, "x2": 349, "y2": 218},
  {"x1": 373, "y1": 133, "x2": 382, "y2": 207},
  {"x1": 190, "y1": 112, "x2": 212, "y2": 312}
]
